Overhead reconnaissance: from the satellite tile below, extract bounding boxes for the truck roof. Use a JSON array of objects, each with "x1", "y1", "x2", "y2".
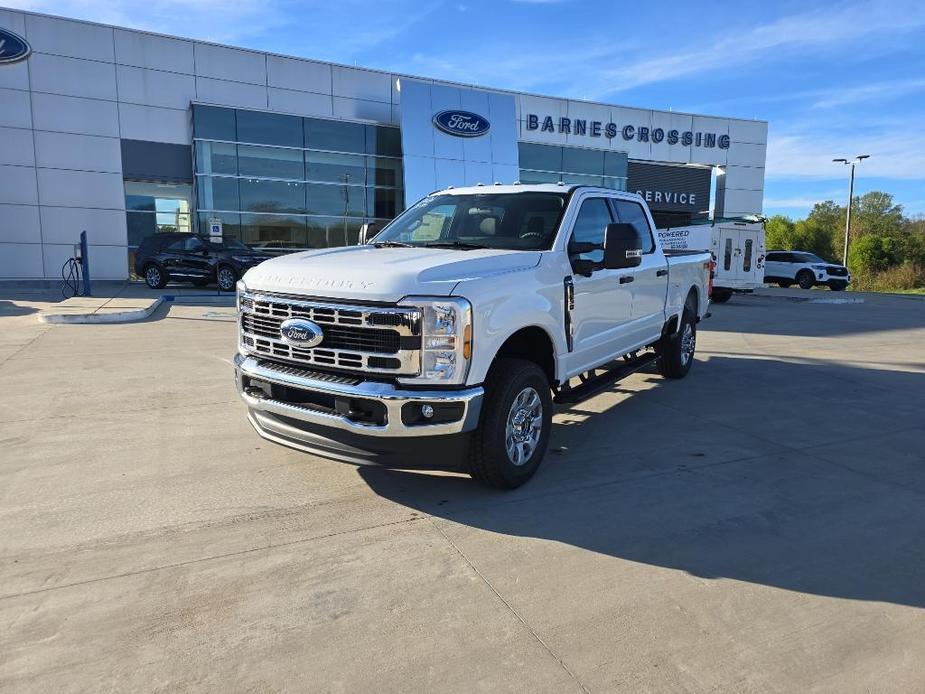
[{"x1": 429, "y1": 183, "x2": 645, "y2": 201}]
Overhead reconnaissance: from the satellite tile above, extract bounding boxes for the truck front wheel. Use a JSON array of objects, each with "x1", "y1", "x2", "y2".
[{"x1": 467, "y1": 358, "x2": 552, "y2": 489}]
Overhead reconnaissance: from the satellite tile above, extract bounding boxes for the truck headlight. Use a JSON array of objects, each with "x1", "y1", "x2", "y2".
[{"x1": 399, "y1": 297, "x2": 472, "y2": 385}]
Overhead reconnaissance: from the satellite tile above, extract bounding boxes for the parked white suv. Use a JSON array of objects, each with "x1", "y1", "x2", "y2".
[
  {"x1": 763, "y1": 251, "x2": 851, "y2": 290},
  {"x1": 234, "y1": 185, "x2": 711, "y2": 488}
]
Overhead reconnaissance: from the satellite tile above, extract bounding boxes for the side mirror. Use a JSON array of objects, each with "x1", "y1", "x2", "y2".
[
  {"x1": 603, "y1": 223, "x2": 642, "y2": 270},
  {"x1": 358, "y1": 222, "x2": 380, "y2": 245}
]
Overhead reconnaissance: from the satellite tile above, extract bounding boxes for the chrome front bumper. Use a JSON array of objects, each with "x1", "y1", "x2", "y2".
[{"x1": 234, "y1": 353, "x2": 483, "y2": 439}]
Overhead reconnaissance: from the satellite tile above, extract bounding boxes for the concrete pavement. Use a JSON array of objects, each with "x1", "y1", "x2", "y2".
[{"x1": 0, "y1": 290, "x2": 924, "y2": 692}]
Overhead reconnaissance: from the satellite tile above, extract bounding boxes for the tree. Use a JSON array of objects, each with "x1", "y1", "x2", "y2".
[
  {"x1": 852, "y1": 192, "x2": 904, "y2": 239},
  {"x1": 793, "y1": 218, "x2": 837, "y2": 260},
  {"x1": 807, "y1": 200, "x2": 844, "y2": 237},
  {"x1": 765, "y1": 215, "x2": 796, "y2": 250},
  {"x1": 848, "y1": 234, "x2": 898, "y2": 274}
]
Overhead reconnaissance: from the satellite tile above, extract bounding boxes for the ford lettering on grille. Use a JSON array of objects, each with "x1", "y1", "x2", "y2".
[{"x1": 280, "y1": 319, "x2": 324, "y2": 348}]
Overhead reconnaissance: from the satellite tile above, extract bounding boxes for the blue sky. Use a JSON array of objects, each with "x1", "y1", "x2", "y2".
[{"x1": 7, "y1": 0, "x2": 925, "y2": 219}]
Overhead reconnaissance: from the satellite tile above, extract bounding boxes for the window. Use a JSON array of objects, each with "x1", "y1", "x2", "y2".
[
  {"x1": 124, "y1": 181, "x2": 192, "y2": 247},
  {"x1": 613, "y1": 200, "x2": 654, "y2": 253},
  {"x1": 723, "y1": 238, "x2": 733, "y2": 271},
  {"x1": 562, "y1": 148, "x2": 605, "y2": 176},
  {"x1": 237, "y1": 145, "x2": 303, "y2": 180},
  {"x1": 236, "y1": 110, "x2": 303, "y2": 147},
  {"x1": 193, "y1": 105, "x2": 236, "y2": 141},
  {"x1": 375, "y1": 193, "x2": 568, "y2": 250},
  {"x1": 518, "y1": 143, "x2": 628, "y2": 191},
  {"x1": 306, "y1": 151, "x2": 366, "y2": 184},
  {"x1": 196, "y1": 176, "x2": 239, "y2": 211},
  {"x1": 305, "y1": 118, "x2": 365, "y2": 153},
  {"x1": 239, "y1": 178, "x2": 305, "y2": 214},
  {"x1": 519, "y1": 143, "x2": 563, "y2": 172},
  {"x1": 307, "y1": 183, "x2": 366, "y2": 217},
  {"x1": 195, "y1": 141, "x2": 237, "y2": 176},
  {"x1": 166, "y1": 235, "x2": 206, "y2": 252},
  {"x1": 193, "y1": 106, "x2": 404, "y2": 253},
  {"x1": 367, "y1": 188, "x2": 403, "y2": 219},
  {"x1": 743, "y1": 239, "x2": 753, "y2": 272},
  {"x1": 570, "y1": 198, "x2": 613, "y2": 263},
  {"x1": 368, "y1": 157, "x2": 402, "y2": 187},
  {"x1": 766, "y1": 252, "x2": 783, "y2": 262},
  {"x1": 240, "y1": 213, "x2": 307, "y2": 249},
  {"x1": 366, "y1": 125, "x2": 402, "y2": 156}
]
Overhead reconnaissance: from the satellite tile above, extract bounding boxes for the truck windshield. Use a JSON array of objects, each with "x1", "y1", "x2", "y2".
[{"x1": 371, "y1": 192, "x2": 569, "y2": 250}]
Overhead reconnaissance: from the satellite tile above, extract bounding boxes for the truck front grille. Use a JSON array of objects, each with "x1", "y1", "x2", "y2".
[
  {"x1": 825, "y1": 266, "x2": 848, "y2": 277},
  {"x1": 239, "y1": 292, "x2": 421, "y2": 376}
]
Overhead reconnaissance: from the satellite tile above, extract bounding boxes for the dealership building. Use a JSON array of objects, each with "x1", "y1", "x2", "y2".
[{"x1": 0, "y1": 8, "x2": 768, "y2": 281}]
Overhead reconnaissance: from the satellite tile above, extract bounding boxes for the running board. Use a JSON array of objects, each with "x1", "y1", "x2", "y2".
[{"x1": 554, "y1": 351, "x2": 660, "y2": 405}]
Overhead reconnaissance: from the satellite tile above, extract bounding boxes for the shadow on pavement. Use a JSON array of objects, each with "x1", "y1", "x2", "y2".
[
  {"x1": 0, "y1": 300, "x2": 40, "y2": 317},
  {"x1": 705, "y1": 291, "x2": 925, "y2": 338},
  {"x1": 358, "y1": 355, "x2": 925, "y2": 609}
]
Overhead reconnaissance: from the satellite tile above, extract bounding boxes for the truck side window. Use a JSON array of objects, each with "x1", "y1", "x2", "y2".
[
  {"x1": 743, "y1": 239, "x2": 753, "y2": 272},
  {"x1": 569, "y1": 198, "x2": 613, "y2": 263},
  {"x1": 613, "y1": 200, "x2": 655, "y2": 253}
]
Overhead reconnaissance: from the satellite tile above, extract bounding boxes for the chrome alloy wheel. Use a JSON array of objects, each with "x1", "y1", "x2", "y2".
[
  {"x1": 505, "y1": 386, "x2": 543, "y2": 466},
  {"x1": 680, "y1": 322, "x2": 696, "y2": 367},
  {"x1": 145, "y1": 266, "x2": 161, "y2": 286},
  {"x1": 217, "y1": 266, "x2": 236, "y2": 291}
]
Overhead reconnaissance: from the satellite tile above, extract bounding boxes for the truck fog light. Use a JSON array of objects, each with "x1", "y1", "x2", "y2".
[{"x1": 421, "y1": 404, "x2": 435, "y2": 419}]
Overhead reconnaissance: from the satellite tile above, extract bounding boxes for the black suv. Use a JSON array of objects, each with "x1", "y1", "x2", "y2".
[{"x1": 134, "y1": 234, "x2": 272, "y2": 291}]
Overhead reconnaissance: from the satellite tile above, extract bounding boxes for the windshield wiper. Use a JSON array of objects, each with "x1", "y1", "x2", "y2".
[
  {"x1": 372, "y1": 240, "x2": 414, "y2": 248},
  {"x1": 424, "y1": 240, "x2": 489, "y2": 250}
]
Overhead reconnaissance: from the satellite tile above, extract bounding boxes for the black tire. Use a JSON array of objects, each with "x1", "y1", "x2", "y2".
[
  {"x1": 711, "y1": 288, "x2": 733, "y2": 303},
  {"x1": 797, "y1": 270, "x2": 815, "y2": 289},
  {"x1": 143, "y1": 263, "x2": 168, "y2": 289},
  {"x1": 829, "y1": 281, "x2": 847, "y2": 291},
  {"x1": 777, "y1": 281, "x2": 793, "y2": 288},
  {"x1": 658, "y1": 305, "x2": 697, "y2": 379},
  {"x1": 467, "y1": 358, "x2": 552, "y2": 489},
  {"x1": 191, "y1": 278, "x2": 211, "y2": 287},
  {"x1": 216, "y1": 265, "x2": 238, "y2": 292}
]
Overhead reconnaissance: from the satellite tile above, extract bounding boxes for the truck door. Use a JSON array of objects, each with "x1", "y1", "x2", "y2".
[
  {"x1": 613, "y1": 199, "x2": 667, "y2": 344},
  {"x1": 565, "y1": 197, "x2": 634, "y2": 375}
]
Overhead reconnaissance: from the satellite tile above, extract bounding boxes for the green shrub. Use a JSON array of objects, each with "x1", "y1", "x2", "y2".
[{"x1": 852, "y1": 263, "x2": 925, "y2": 292}]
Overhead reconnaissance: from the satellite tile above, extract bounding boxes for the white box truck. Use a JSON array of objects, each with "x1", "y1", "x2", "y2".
[{"x1": 656, "y1": 218, "x2": 766, "y2": 303}]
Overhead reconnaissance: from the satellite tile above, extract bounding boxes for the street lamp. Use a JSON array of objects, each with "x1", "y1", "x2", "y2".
[{"x1": 832, "y1": 155, "x2": 870, "y2": 265}]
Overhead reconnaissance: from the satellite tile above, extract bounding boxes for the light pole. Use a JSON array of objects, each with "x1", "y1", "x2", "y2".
[{"x1": 832, "y1": 155, "x2": 870, "y2": 265}]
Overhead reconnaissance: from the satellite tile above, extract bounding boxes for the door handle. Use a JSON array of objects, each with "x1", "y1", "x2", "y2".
[
  {"x1": 619, "y1": 275, "x2": 634, "y2": 284},
  {"x1": 656, "y1": 269, "x2": 668, "y2": 277}
]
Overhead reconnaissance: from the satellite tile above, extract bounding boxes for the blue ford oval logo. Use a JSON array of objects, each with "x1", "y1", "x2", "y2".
[
  {"x1": 279, "y1": 318, "x2": 324, "y2": 348},
  {"x1": 433, "y1": 110, "x2": 490, "y2": 138},
  {"x1": 0, "y1": 29, "x2": 31, "y2": 65}
]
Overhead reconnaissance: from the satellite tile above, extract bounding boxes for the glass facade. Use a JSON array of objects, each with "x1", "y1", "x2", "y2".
[
  {"x1": 192, "y1": 105, "x2": 404, "y2": 252},
  {"x1": 518, "y1": 143, "x2": 628, "y2": 190},
  {"x1": 124, "y1": 181, "x2": 193, "y2": 247}
]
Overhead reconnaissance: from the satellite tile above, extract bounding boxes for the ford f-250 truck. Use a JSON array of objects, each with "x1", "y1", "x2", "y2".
[{"x1": 234, "y1": 184, "x2": 712, "y2": 488}]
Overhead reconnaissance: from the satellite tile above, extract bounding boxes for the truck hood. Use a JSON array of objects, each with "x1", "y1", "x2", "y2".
[{"x1": 241, "y1": 245, "x2": 542, "y2": 302}]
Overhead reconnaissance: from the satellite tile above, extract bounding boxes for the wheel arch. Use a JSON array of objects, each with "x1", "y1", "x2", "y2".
[{"x1": 486, "y1": 325, "x2": 558, "y2": 387}]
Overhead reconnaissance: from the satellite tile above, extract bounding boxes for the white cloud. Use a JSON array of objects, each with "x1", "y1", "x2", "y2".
[
  {"x1": 810, "y1": 78, "x2": 925, "y2": 109},
  {"x1": 766, "y1": 127, "x2": 925, "y2": 180}
]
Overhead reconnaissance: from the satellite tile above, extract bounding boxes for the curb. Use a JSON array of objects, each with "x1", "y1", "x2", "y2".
[{"x1": 39, "y1": 297, "x2": 165, "y2": 324}]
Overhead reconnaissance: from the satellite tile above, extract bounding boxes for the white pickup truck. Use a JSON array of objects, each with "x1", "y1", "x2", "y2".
[{"x1": 234, "y1": 184, "x2": 712, "y2": 488}]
